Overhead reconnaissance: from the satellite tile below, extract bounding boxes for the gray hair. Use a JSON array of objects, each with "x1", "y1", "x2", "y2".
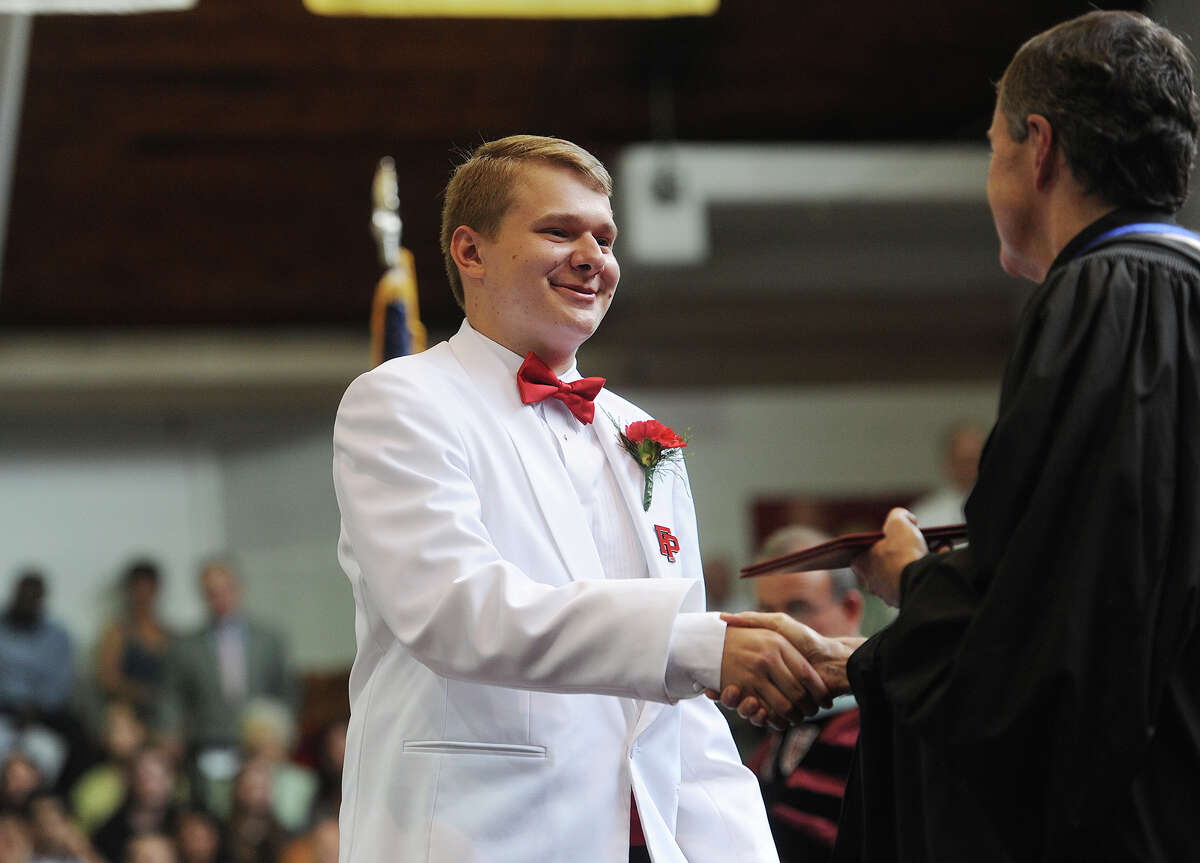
[{"x1": 757, "y1": 524, "x2": 856, "y2": 598}]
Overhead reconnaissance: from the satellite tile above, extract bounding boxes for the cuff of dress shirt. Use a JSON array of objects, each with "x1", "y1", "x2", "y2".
[{"x1": 664, "y1": 612, "x2": 726, "y2": 701}]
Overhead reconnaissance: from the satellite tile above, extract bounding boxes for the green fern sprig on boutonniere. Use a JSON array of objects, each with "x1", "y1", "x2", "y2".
[{"x1": 612, "y1": 417, "x2": 689, "y2": 510}]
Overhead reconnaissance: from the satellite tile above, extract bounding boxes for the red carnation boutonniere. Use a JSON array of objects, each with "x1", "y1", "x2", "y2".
[{"x1": 615, "y1": 418, "x2": 689, "y2": 511}]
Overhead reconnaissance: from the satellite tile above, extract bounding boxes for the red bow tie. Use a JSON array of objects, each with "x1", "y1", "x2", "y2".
[{"x1": 516, "y1": 352, "x2": 606, "y2": 425}]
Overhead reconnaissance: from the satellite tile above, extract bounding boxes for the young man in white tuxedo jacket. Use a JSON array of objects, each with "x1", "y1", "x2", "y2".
[{"x1": 332, "y1": 135, "x2": 841, "y2": 863}]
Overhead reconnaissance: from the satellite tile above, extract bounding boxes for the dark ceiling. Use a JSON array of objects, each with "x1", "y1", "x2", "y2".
[{"x1": 0, "y1": 0, "x2": 1141, "y2": 333}]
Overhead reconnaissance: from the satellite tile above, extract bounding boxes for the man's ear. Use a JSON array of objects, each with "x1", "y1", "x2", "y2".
[
  {"x1": 450, "y1": 225, "x2": 486, "y2": 281},
  {"x1": 1027, "y1": 114, "x2": 1057, "y2": 191}
]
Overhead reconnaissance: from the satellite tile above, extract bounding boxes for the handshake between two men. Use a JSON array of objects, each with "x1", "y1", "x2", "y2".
[{"x1": 711, "y1": 508, "x2": 930, "y2": 728}]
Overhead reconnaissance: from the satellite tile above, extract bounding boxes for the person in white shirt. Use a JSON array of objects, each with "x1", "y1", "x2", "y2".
[
  {"x1": 331, "y1": 135, "x2": 839, "y2": 863},
  {"x1": 908, "y1": 421, "x2": 985, "y2": 527}
]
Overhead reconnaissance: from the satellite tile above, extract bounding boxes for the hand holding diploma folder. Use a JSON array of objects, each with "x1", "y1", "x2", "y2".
[{"x1": 740, "y1": 523, "x2": 968, "y2": 577}]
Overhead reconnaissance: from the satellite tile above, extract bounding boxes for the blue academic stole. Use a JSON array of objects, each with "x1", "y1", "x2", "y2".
[{"x1": 1078, "y1": 222, "x2": 1200, "y2": 257}]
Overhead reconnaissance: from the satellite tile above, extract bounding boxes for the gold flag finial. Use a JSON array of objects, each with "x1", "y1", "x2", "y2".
[
  {"x1": 369, "y1": 157, "x2": 426, "y2": 365},
  {"x1": 370, "y1": 156, "x2": 401, "y2": 269}
]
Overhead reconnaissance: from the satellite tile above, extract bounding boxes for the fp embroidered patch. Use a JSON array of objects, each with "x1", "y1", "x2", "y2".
[{"x1": 654, "y1": 524, "x2": 680, "y2": 563}]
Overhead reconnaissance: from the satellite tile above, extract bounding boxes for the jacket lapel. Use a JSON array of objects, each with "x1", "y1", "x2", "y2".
[
  {"x1": 448, "y1": 324, "x2": 606, "y2": 584},
  {"x1": 595, "y1": 395, "x2": 680, "y2": 581}
]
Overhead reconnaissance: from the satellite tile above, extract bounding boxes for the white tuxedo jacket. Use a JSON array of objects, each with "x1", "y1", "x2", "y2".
[{"x1": 332, "y1": 323, "x2": 777, "y2": 863}]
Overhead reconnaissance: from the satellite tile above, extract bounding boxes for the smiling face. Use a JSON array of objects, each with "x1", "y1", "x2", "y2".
[{"x1": 457, "y1": 161, "x2": 619, "y2": 371}]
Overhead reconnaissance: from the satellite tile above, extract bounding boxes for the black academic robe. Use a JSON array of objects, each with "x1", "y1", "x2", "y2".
[{"x1": 833, "y1": 210, "x2": 1200, "y2": 863}]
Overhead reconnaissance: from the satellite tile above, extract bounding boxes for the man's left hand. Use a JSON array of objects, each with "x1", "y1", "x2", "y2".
[{"x1": 850, "y1": 507, "x2": 928, "y2": 607}]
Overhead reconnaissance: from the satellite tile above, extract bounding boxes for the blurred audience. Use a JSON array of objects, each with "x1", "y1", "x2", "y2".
[
  {"x1": 0, "y1": 812, "x2": 32, "y2": 863},
  {"x1": 70, "y1": 702, "x2": 146, "y2": 834},
  {"x1": 90, "y1": 746, "x2": 179, "y2": 863},
  {"x1": 0, "y1": 573, "x2": 86, "y2": 790},
  {"x1": 123, "y1": 834, "x2": 176, "y2": 863},
  {"x1": 908, "y1": 420, "x2": 985, "y2": 526},
  {"x1": 0, "y1": 553, "x2": 341, "y2": 863},
  {"x1": 96, "y1": 562, "x2": 172, "y2": 724},
  {"x1": 0, "y1": 574, "x2": 74, "y2": 719},
  {"x1": 158, "y1": 561, "x2": 295, "y2": 811},
  {"x1": 237, "y1": 701, "x2": 314, "y2": 834},
  {"x1": 305, "y1": 720, "x2": 344, "y2": 827},
  {"x1": 173, "y1": 809, "x2": 225, "y2": 863},
  {"x1": 701, "y1": 555, "x2": 740, "y2": 612},
  {"x1": 224, "y1": 759, "x2": 285, "y2": 863},
  {"x1": 26, "y1": 792, "x2": 103, "y2": 863},
  {"x1": 1, "y1": 753, "x2": 44, "y2": 816},
  {"x1": 278, "y1": 812, "x2": 337, "y2": 863},
  {"x1": 747, "y1": 525, "x2": 863, "y2": 863},
  {"x1": 199, "y1": 700, "x2": 315, "y2": 834}
]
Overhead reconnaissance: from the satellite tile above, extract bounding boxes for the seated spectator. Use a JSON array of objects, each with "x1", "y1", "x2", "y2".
[
  {"x1": 1, "y1": 753, "x2": 44, "y2": 816},
  {"x1": 90, "y1": 747, "x2": 178, "y2": 863},
  {"x1": 96, "y1": 562, "x2": 172, "y2": 723},
  {"x1": 0, "y1": 812, "x2": 32, "y2": 863},
  {"x1": 238, "y1": 701, "x2": 315, "y2": 834},
  {"x1": 0, "y1": 574, "x2": 73, "y2": 719},
  {"x1": 69, "y1": 701, "x2": 146, "y2": 834},
  {"x1": 123, "y1": 834, "x2": 176, "y2": 863},
  {"x1": 746, "y1": 525, "x2": 864, "y2": 863},
  {"x1": 225, "y1": 758, "x2": 285, "y2": 863},
  {"x1": 174, "y1": 809, "x2": 226, "y2": 863},
  {"x1": 278, "y1": 811, "x2": 337, "y2": 863},
  {"x1": 158, "y1": 561, "x2": 295, "y2": 812},
  {"x1": 0, "y1": 573, "x2": 85, "y2": 791},
  {"x1": 26, "y1": 793, "x2": 103, "y2": 863},
  {"x1": 194, "y1": 699, "x2": 316, "y2": 833},
  {"x1": 306, "y1": 720, "x2": 345, "y2": 824}
]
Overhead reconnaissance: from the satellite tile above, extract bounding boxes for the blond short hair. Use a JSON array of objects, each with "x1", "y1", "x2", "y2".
[{"x1": 439, "y1": 135, "x2": 612, "y2": 309}]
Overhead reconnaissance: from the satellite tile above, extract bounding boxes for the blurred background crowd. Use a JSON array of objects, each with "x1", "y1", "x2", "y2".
[{"x1": 0, "y1": 558, "x2": 346, "y2": 863}]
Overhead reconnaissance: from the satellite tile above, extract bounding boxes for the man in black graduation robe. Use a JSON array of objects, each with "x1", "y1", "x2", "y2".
[{"x1": 838, "y1": 11, "x2": 1200, "y2": 862}]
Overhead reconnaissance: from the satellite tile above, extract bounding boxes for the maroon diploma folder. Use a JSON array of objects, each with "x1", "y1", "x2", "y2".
[{"x1": 739, "y1": 523, "x2": 968, "y2": 577}]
